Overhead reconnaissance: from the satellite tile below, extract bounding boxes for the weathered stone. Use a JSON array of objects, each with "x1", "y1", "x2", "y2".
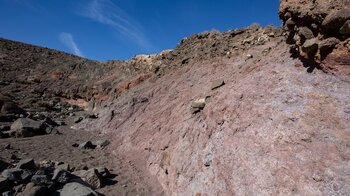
[
  {"x1": 52, "y1": 169, "x2": 73, "y2": 184},
  {"x1": 10, "y1": 118, "x2": 45, "y2": 137},
  {"x1": 79, "y1": 141, "x2": 96, "y2": 150},
  {"x1": 340, "y1": 20, "x2": 350, "y2": 35},
  {"x1": 285, "y1": 18, "x2": 295, "y2": 29},
  {"x1": 191, "y1": 98, "x2": 206, "y2": 109},
  {"x1": 298, "y1": 26, "x2": 314, "y2": 40},
  {"x1": 60, "y1": 182, "x2": 98, "y2": 196},
  {"x1": 44, "y1": 126, "x2": 59, "y2": 134},
  {"x1": 301, "y1": 38, "x2": 318, "y2": 55},
  {"x1": 322, "y1": 8, "x2": 350, "y2": 30},
  {"x1": 16, "y1": 158, "x2": 36, "y2": 170},
  {"x1": 16, "y1": 182, "x2": 48, "y2": 196},
  {"x1": 1, "y1": 168, "x2": 23, "y2": 181},
  {"x1": 73, "y1": 169, "x2": 102, "y2": 189},
  {"x1": 94, "y1": 140, "x2": 110, "y2": 148},
  {"x1": 319, "y1": 37, "x2": 340, "y2": 56},
  {"x1": 211, "y1": 79, "x2": 225, "y2": 90}
]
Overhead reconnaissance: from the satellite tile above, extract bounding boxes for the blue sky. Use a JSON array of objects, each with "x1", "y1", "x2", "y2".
[{"x1": 0, "y1": 0, "x2": 281, "y2": 61}]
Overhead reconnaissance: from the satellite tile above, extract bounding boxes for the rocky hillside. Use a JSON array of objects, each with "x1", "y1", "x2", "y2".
[{"x1": 1, "y1": 0, "x2": 350, "y2": 195}]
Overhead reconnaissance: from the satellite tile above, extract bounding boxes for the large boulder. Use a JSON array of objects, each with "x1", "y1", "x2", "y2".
[
  {"x1": 10, "y1": 118, "x2": 56, "y2": 137},
  {"x1": 322, "y1": 8, "x2": 350, "y2": 30},
  {"x1": 60, "y1": 182, "x2": 98, "y2": 196}
]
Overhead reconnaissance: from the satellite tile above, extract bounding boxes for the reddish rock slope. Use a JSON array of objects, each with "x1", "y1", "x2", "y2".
[{"x1": 78, "y1": 28, "x2": 350, "y2": 195}]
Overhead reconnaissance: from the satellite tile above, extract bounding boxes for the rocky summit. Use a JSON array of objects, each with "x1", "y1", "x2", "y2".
[{"x1": 0, "y1": 0, "x2": 350, "y2": 195}]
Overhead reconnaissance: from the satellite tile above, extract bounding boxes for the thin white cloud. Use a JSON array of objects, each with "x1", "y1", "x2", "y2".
[
  {"x1": 78, "y1": 0, "x2": 155, "y2": 52},
  {"x1": 59, "y1": 32, "x2": 84, "y2": 57}
]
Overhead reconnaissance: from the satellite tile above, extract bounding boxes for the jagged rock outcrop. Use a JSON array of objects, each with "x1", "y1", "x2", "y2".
[{"x1": 279, "y1": 0, "x2": 350, "y2": 74}]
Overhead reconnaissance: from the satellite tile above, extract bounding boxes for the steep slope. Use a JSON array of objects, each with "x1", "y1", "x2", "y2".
[{"x1": 76, "y1": 27, "x2": 350, "y2": 195}]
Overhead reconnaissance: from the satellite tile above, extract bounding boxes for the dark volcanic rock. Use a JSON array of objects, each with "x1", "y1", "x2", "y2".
[
  {"x1": 16, "y1": 158, "x2": 36, "y2": 170},
  {"x1": 52, "y1": 169, "x2": 73, "y2": 184},
  {"x1": 0, "y1": 177, "x2": 12, "y2": 193},
  {"x1": 78, "y1": 141, "x2": 96, "y2": 150},
  {"x1": 1, "y1": 168, "x2": 23, "y2": 181}
]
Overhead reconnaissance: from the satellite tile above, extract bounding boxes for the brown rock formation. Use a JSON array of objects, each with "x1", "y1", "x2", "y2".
[{"x1": 279, "y1": 0, "x2": 350, "y2": 74}]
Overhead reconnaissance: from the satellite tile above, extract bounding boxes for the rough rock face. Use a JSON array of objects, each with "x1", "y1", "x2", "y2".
[
  {"x1": 76, "y1": 31, "x2": 350, "y2": 195},
  {"x1": 279, "y1": 0, "x2": 350, "y2": 74}
]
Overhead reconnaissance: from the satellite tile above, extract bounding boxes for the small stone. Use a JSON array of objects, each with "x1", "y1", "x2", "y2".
[
  {"x1": 4, "y1": 144, "x2": 11, "y2": 149},
  {"x1": 60, "y1": 182, "x2": 98, "y2": 196},
  {"x1": 95, "y1": 167, "x2": 111, "y2": 178},
  {"x1": 340, "y1": 20, "x2": 350, "y2": 35},
  {"x1": 94, "y1": 140, "x2": 110, "y2": 148},
  {"x1": 16, "y1": 158, "x2": 36, "y2": 170},
  {"x1": 246, "y1": 54, "x2": 253, "y2": 59},
  {"x1": 74, "y1": 117, "x2": 83, "y2": 123},
  {"x1": 79, "y1": 141, "x2": 96, "y2": 150},
  {"x1": 285, "y1": 18, "x2": 295, "y2": 29},
  {"x1": 211, "y1": 79, "x2": 225, "y2": 90},
  {"x1": 191, "y1": 98, "x2": 206, "y2": 109}
]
